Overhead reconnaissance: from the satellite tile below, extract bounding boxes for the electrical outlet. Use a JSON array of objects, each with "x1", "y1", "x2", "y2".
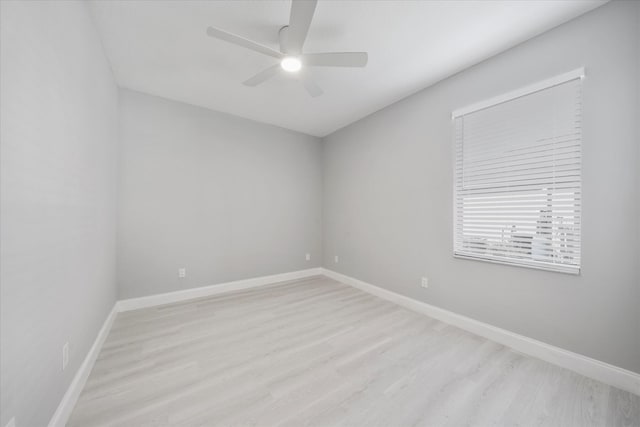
[
  {"x1": 5, "y1": 417, "x2": 16, "y2": 427},
  {"x1": 178, "y1": 268, "x2": 186, "y2": 278},
  {"x1": 62, "y1": 342, "x2": 69, "y2": 370},
  {"x1": 421, "y1": 277, "x2": 429, "y2": 288},
  {"x1": 334, "y1": 255, "x2": 339, "y2": 263},
  {"x1": 305, "y1": 253, "x2": 311, "y2": 261}
]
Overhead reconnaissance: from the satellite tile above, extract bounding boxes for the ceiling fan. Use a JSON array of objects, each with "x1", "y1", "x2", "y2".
[{"x1": 206, "y1": 0, "x2": 368, "y2": 97}]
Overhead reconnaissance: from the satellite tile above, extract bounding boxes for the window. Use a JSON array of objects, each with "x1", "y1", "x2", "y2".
[{"x1": 453, "y1": 69, "x2": 584, "y2": 274}]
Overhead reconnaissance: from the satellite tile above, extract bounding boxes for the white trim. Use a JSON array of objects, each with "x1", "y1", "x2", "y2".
[
  {"x1": 321, "y1": 268, "x2": 640, "y2": 396},
  {"x1": 117, "y1": 268, "x2": 323, "y2": 312},
  {"x1": 451, "y1": 67, "x2": 585, "y2": 118},
  {"x1": 48, "y1": 268, "x2": 322, "y2": 427},
  {"x1": 47, "y1": 265, "x2": 638, "y2": 427},
  {"x1": 48, "y1": 304, "x2": 119, "y2": 427}
]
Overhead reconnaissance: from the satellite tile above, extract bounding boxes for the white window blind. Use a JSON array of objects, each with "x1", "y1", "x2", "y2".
[{"x1": 453, "y1": 71, "x2": 583, "y2": 274}]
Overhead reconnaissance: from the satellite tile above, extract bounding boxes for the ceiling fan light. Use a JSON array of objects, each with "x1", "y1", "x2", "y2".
[{"x1": 281, "y1": 56, "x2": 302, "y2": 72}]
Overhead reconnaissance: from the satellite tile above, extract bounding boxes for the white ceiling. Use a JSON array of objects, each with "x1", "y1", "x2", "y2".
[{"x1": 89, "y1": 0, "x2": 605, "y2": 137}]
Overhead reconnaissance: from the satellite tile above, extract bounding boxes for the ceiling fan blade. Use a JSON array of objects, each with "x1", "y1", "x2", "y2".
[
  {"x1": 286, "y1": 0, "x2": 317, "y2": 54},
  {"x1": 303, "y1": 52, "x2": 368, "y2": 67},
  {"x1": 243, "y1": 65, "x2": 281, "y2": 86},
  {"x1": 299, "y1": 75, "x2": 323, "y2": 97},
  {"x1": 206, "y1": 26, "x2": 283, "y2": 59}
]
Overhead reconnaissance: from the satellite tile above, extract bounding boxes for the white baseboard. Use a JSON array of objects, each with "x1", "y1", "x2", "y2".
[
  {"x1": 48, "y1": 265, "x2": 638, "y2": 427},
  {"x1": 321, "y1": 268, "x2": 640, "y2": 396},
  {"x1": 117, "y1": 268, "x2": 323, "y2": 312},
  {"x1": 48, "y1": 267, "x2": 322, "y2": 427},
  {"x1": 48, "y1": 304, "x2": 119, "y2": 427}
]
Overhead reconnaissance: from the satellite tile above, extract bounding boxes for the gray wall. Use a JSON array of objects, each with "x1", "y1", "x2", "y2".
[
  {"x1": 0, "y1": 2, "x2": 119, "y2": 426},
  {"x1": 117, "y1": 90, "x2": 322, "y2": 299},
  {"x1": 322, "y1": 0, "x2": 640, "y2": 374},
  {"x1": 637, "y1": 1, "x2": 640, "y2": 362}
]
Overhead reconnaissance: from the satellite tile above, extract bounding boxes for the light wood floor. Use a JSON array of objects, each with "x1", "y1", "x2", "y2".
[{"x1": 69, "y1": 276, "x2": 640, "y2": 427}]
